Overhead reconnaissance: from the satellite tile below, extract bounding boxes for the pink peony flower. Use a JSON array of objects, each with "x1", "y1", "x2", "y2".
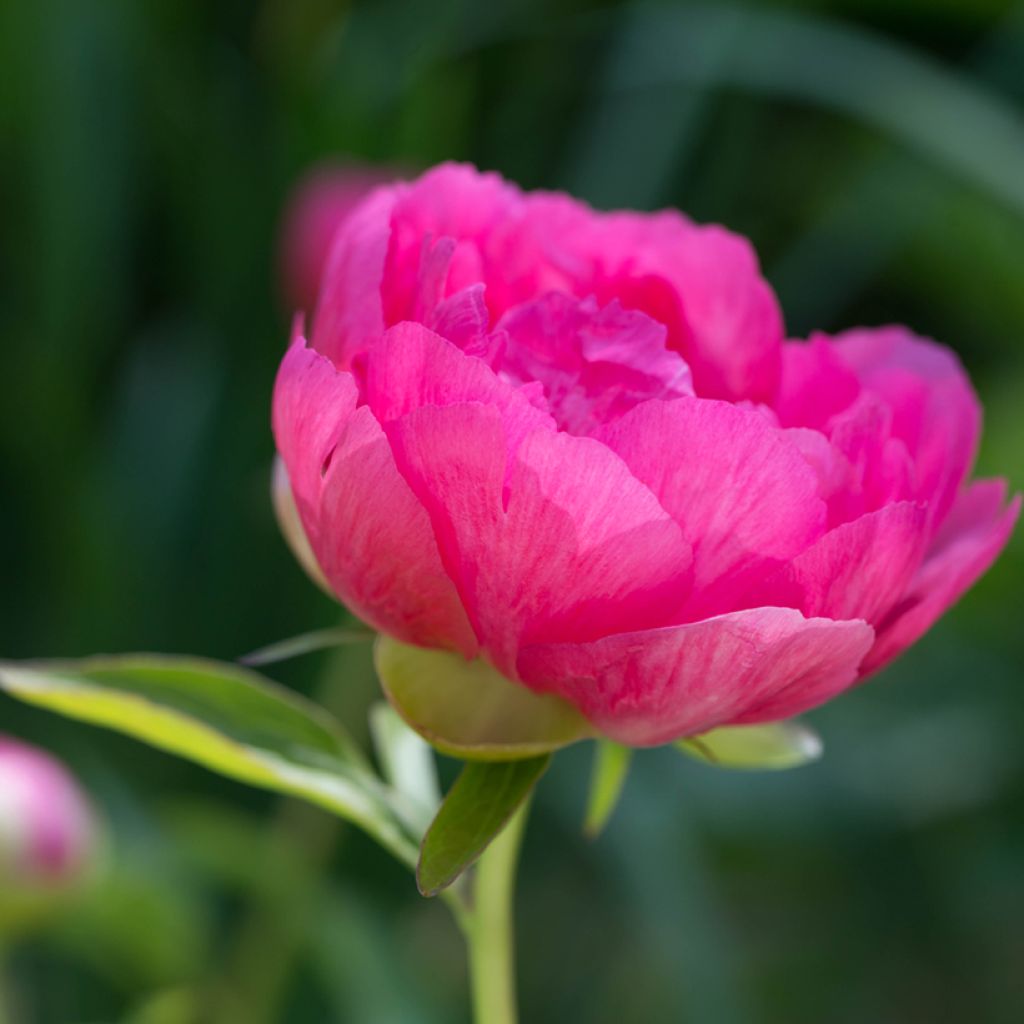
[
  {"x1": 279, "y1": 162, "x2": 403, "y2": 315},
  {"x1": 273, "y1": 163, "x2": 1018, "y2": 746},
  {"x1": 0, "y1": 737, "x2": 95, "y2": 886}
]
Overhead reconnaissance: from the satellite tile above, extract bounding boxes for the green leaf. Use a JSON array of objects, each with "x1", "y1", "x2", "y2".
[
  {"x1": 583, "y1": 741, "x2": 632, "y2": 838},
  {"x1": 239, "y1": 626, "x2": 374, "y2": 667},
  {"x1": 375, "y1": 636, "x2": 594, "y2": 761},
  {"x1": 676, "y1": 720, "x2": 823, "y2": 771},
  {"x1": 369, "y1": 702, "x2": 441, "y2": 836},
  {"x1": 0, "y1": 656, "x2": 418, "y2": 867},
  {"x1": 417, "y1": 757, "x2": 549, "y2": 897}
]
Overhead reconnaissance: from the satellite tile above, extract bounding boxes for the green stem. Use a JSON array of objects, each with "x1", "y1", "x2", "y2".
[
  {"x1": 0, "y1": 942, "x2": 14, "y2": 1024},
  {"x1": 465, "y1": 801, "x2": 530, "y2": 1024}
]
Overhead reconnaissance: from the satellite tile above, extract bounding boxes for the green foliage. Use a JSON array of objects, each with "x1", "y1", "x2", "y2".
[
  {"x1": 677, "y1": 721, "x2": 824, "y2": 771},
  {"x1": 0, "y1": 656, "x2": 419, "y2": 867},
  {"x1": 583, "y1": 741, "x2": 632, "y2": 838},
  {"x1": 417, "y1": 758, "x2": 550, "y2": 897},
  {"x1": 376, "y1": 636, "x2": 594, "y2": 760}
]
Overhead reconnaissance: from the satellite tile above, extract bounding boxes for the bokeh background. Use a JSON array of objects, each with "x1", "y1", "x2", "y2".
[{"x1": 2, "y1": 0, "x2": 1024, "y2": 1021}]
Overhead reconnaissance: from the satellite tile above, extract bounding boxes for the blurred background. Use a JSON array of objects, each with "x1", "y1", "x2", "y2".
[{"x1": 2, "y1": 0, "x2": 1023, "y2": 1021}]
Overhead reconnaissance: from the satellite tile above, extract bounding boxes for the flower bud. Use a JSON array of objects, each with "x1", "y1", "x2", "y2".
[
  {"x1": 0, "y1": 737, "x2": 95, "y2": 891},
  {"x1": 279, "y1": 162, "x2": 400, "y2": 315}
]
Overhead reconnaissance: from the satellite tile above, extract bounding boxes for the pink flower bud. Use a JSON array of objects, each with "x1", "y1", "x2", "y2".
[
  {"x1": 279, "y1": 162, "x2": 402, "y2": 316},
  {"x1": 0, "y1": 737, "x2": 95, "y2": 888}
]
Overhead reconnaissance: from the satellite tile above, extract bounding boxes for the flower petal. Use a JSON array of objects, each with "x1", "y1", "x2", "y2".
[
  {"x1": 864, "y1": 480, "x2": 1020, "y2": 672},
  {"x1": 385, "y1": 401, "x2": 693, "y2": 674},
  {"x1": 745, "y1": 502, "x2": 928, "y2": 625},
  {"x1": 518, "y1": 608, "x2": 874, "y2": 746},
  {"x1": 835, "y1": 326, "x2": 982, "y2": 527},
  {"x1": 597, "y1": 398, "x2": 826, "y2": 614},
  {"x1": 497, "y1": 293, "x2": 693, "y2": 434},
  {"x1": 272, "y1": 339, "x2": 477, "y2": 654},
  {"x1": 311, "y1": 187, "x2": 394, "y2": 369}
]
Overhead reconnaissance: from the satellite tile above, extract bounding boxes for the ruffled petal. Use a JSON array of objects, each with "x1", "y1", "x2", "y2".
[
  {"x1": 776, "y1": 336, "x2": 860, "y2": 430},
  {"x1": 497, "y1": 293, "x2": 693, "y2": 434},
  {"x1": 864, "y1": 480, "x2": 1020, "y2": 672},
  {"x1": 365, "y1": 321, "x2": 553, "y2": 458},
  {"x1": 745, "y1": 502, "x2": 928, "y2": 626},
  {"x1": 518, "y1": 608, "x2": 874, "y2": 746},
  {"x1": 384, "y1": 401, "x2": 693, "y2": 674},
  {"x1": 272, "y1": 339, "x2": 477, "y2": 654},
  {"x1": 311, "y1": 188, "x2": 394, "y2": 369},
  {"x1": 835, "y1": 327, "x2": 982, "y2": 527},
  {"x1": 597, "y1": 397, "x2": 826, "y2": 614}
]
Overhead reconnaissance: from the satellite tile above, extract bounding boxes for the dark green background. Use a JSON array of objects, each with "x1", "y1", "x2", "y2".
[{"x1": 2, "y1": 1, "x2": 1023, "y2": 1021}]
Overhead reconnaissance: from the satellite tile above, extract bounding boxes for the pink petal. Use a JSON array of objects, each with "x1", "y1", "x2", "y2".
[
  {"x1": 835, "y1": 326, "x2": 982, "y2": 527},
  {"x1": 272, "y1": 337, "x2": 359, "y2": 514},
  {"x1": 863, "y1": 480, "x2": 1020, "y2": 672},
  {"x1": 745, "y1": 502, "x2": 929, "y2": 626},
  {"x1": 648, "y1": 220, "x2": 783, "y2": 404},
  {"x1": 272, "y1": 339, "x2": 477, "y2": 654},
  {"x1": 775, "y1": 336, "x2": 860, "y2": 430},
  {"x1": 497, "y1": 293, "x2": 693, "y2": 434},
  {"x1": 597, "y1": 398, "x2": 826, "y2": 614},
  {"x1": 365, "y1": 322, "x2": 553, "y2": 460},
  {"x1": 518, "y1": 608, "x2": 874, "y2": 746},
  {"x1": 384, "y1": 401, "x2": 693, "y2": 674},
  {"x1": 823, "y1": 393, "x2": 916, "y2": 524},
  {"x1": 311, "y1": 187, "x2": 394, "y2": 369}
]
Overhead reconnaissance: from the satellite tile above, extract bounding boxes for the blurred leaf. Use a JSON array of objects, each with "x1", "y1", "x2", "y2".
[
  {"x1": 598, "y1": 4, "x2": 1024, "y2": 219},
  {"x1": 59, "y1": 865, "x2": 208, "y2": 988},
  {"x1": 370, "y1": 702, "x2": 441, "y2": 835},
  {"x1": 417, "y1": 757, "x2": 549, "y2": 897},
  {"x1": 376, "y1": 636, "x2": 594, "y2": 761},
  {"x1": 0, "y1": 656, "x2": 418, "y2": 866},
  {"x1": 584, "y1": 740, "x2": 632, "y2": 838},
  {"x1": 240, "y1": 626, "x2": 374, "y2": 667},
  {"x1": 676, "y1": 721, "x2": 823, "y2": 771},
  {"x1": 311, "y1": 886, "x2": 446, "y2": 1024},
  {"x1": 123, "y1": 989, "x2": 199, "y2": 1024}
]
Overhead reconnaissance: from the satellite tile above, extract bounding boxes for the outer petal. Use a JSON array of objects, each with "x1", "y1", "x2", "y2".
[
  {"x1": 863, "y1": 480, "x2": 1020, "y2": 672},
  {"x1": 775, "y1": 336, "x2": 860, "y2": 430},
  {"x1": 385, "y1": 401, "x2": 693, "y2": 675},
  {"x1": 272, "y1": 339, "x2": 477, "y2": 654},
  {"x1": 597, "y1": 398, "x2": 826, "y2": 614},
  {"x1": 745, "y1": 502, "x2": 928, "y2": 626},
  {"x1": 311, "y1": 187, "x2": 394, "y2": 368},
  {"x1": 365, "y1": 321, "x2": 552, "y2": 440},
  {"x1": 649, "y1": 220, "x2": 783, "y2": 404},
  {"x1": 834, "y1": 327, "x2": 982, "y2": 527},
  {"x1": 518, "y1": 608, "x2": 874, "y2": 746}
]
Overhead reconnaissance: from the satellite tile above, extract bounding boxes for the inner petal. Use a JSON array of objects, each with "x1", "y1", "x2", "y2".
[{"x1": 496, "y1": 292, "x2": 694, "y2": 435}]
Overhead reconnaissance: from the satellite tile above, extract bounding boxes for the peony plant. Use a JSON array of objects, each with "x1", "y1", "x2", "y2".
[{"x1": 0, "y1": 163, "x2": 1015, "y2": 1023}]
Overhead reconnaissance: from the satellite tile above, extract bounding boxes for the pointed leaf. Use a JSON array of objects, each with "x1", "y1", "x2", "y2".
[
  {"x1": 375, "y1": 636, "x2": 594, "y2": 761},
  {"x1": 583, "y1": 741, "x2": 632, "y2": 838},
  {"x1": 417, "y1": 757, "x2": 549, "y2": 897},
  {"x1": 0, "y1": 656, "x2": 418, "y2": 866},
  {"x1": 369, "y1": 702, "x2": 441, "y2": 836},
  {"x1": 240, "y1": 627, "x2": 374, "y2": 667},
  {"x1": 676, "y1": 720, "x2": 823, "y2": 770}
]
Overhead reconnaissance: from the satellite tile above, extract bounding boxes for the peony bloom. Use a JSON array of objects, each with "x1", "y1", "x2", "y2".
[
  {"x1": 0, "y1": 737, "x2": 95, "y2": 888},
  {"x1": 279, "y1": 162, "x2": 403, "y2": 315},
  {"x1": 273, "y1": 163, "x2": 1018, "y2": 746}
]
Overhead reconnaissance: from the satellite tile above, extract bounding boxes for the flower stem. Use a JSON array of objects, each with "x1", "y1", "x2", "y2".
[{"x1": 466, "y1": 800, "x2": 530, "y2": 1024}]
